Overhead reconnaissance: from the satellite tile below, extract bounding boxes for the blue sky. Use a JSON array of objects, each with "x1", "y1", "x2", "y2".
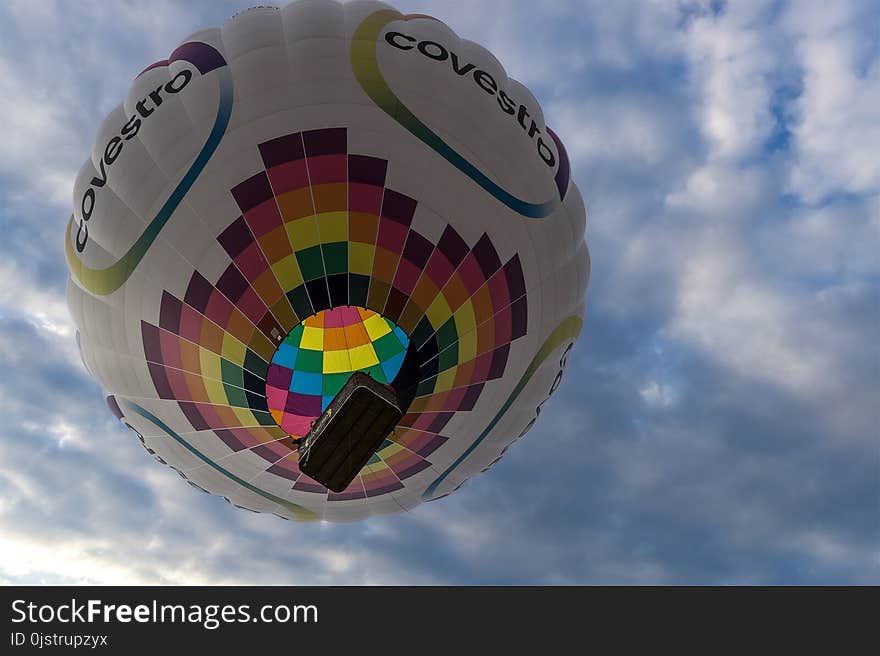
[{"x1": 0, "y1": 0, "x2": 877, "y2": 584}]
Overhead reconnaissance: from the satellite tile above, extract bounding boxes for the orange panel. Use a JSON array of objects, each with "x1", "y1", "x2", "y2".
[
  {"x1": 277, "y1": 187, "x2": 314, "y2": 220},
  {"x1": 312, "y1": 182, "x2": 347, "y2": 213}
]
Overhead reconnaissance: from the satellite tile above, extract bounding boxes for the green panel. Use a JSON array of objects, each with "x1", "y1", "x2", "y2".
[
  {"x1": 220, "y1": 358, "x2": 243, "y2": 387},
  {"x1": 410, "y1": 317, "x2": 434, "y2": 350},
  {"x1": 295, "y1": 348, "x2": 323, "y2": 373},
  {"x1": 253, "y1": 411, "x2": 276, "y2": 427},
  {"x1": 224, "y1": 383, "x2": 248, "y2": 408},
  {"x1": 435, "y1": 318, "x2": 458, "y2": 350},
  {"x1": 244, "y1": 349, "x2": 268, "y2": 379},
  {"x1": 373, "y1": 331, "x2": 406, "y2": 362},
  {"x1": 417, "y1": 378, "x2": 435, "y2": 396},
  {"x1": 287, "y1": 285, "x2": 313, "y2": 320},
  {"x1": 348, "y1": 274, "x2": 370, "y2": 307},
  {"x1": 365, "y1": 364, "x2": 387, "y2": 383},
  {"x1": 322, "y1": 372, "x2": 351, "y2": 397},
  {"x1": 296, "y1": 246, "x2": 326, "y2": 281},
  {"x1": 321, "y1": 242, "x2": 348, "y2": 276},
  {"x1": 437, "y1": 342, "x2": 459, "y2": 373}
]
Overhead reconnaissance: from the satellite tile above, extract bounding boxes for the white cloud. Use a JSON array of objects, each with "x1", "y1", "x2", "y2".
[{"x1": 784, "y1": 0, "x2": 880, "y2": 202}]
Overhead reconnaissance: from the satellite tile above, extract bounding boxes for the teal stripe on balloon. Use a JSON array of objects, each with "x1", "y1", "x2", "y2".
[
  {"x1": 423, "y1": 315, "x2": 583, "y2": 500},
  {"x1": 121, "y1": 399, "x2": 318, "y2": 521}
]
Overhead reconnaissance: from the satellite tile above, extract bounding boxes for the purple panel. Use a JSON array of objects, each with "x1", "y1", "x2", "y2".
[
  {"x1": 159, "y1": 292, "x2": 182, "y2": 334},
  {"x1": 380, "y1": 189, "x2": 416, "y2": 226},
  {"x1": 472, "y1": 233, "x2": 502, "y2": 279},
  {"x1": 168, "y1": 41, "x2": 226, "y2": 75},
  {"x1": 488, "y1": 344, "x2": 510, "y2": 380},
  {"x1": 328, "y1": 485, "x2": 366, "y2": 501},
  {"x1": 184, "y1": 271, "x2": 214, "y2": 313},
  {"x1": 302, "y1": 127, "x2": 347, "y2": 157},
  {"x1": 234, "y1": 242, "x2": 268, "y2": 281},
  {"x1": 147, "y1": 362, "x2": 174, "y2": 400},
  {"x1": 141, "y1": 321, "x2": 163, "y2": 363},
  {"x1": 231, "y1": 172, "x2": 274, "y2": 213},
  {"x1": 251, "y1": 444, "x2": 280, "y2": 462},
  {"x1": 285, "y1": 392, "x2": 322, "y2": 417},
  {"x1": 392, "y1": 260, "x2": 421, "y2": 296},
  {"x1": 494, "y1": 306, "x2": 512, "y2": 344},
  {"x1": 236, "y1": 287, "x2": 267, "y2": 324},
  {"x1": 217, "y1": 216, "x2": 254, "y2": 258},
  {"x1": 486, "y1": 268, "x2": 511, "y2": 310},
  {"x1": 504, "y1": 255, "x2": 526, "y2": 300},
  {"x1": 268, "y1": 462, "x2": 301, "y2": 482},
  {"x1": 259, "y1": 132, "x2": 304, "y2": 168},
  {"x1": 546, "y1": 126, "x2": 570, "y2": 201},
  {"x1": 424, "y1": 251, "x2": 455, "y2": 288},
  {"x1": 402, "y1": 230, "x2": 433, "y2": 269},
  {"x1": 205, "y1": 290, "x2": 234, "y2": 327},
  {"x1": 376, "y1": 218, "x2": 409, "y2": 252},
  {"x1": 244, "y1": 200, "x2": 283, "y2": 237},
  {"x1": 428, "y1": 412, "x2": 453, "y2": 433},
  {"x1": 214, "y1": 428, "x2": 246, "y2": 451},
  {"x1": 178, "y1": 304, "x2": 203, "y2": 343},
  {"x1": 349, "y1": 183, "x2": 383, "y2": 214},
  {"x1": 393, "y1": 459, "x2": 430, "y2": 479},
  {"x1": 306, "y1": 154, "x2": 346, "y2": 185},
  {"x1": 347, "y1": 154, "x2": 387, "y2": 186},
  {"x1": 414, "y1": 432, "x2": 446, "y2": 456},
  {"x1": 293, "y1": 477, "x2": 326, "y2": 493},
  {"x1": 472, "y1": 351, "x2": 493, "y2": 382},
  {"x1": 436, "y1": 225, "x2": 469, "y2": 266},
  {"x1": 216, "y1": 265, "x2": 249, "y2": 302},
  {"x1": 510, "y1": 296, "x2": 528, "y2": 339},
  {"x1": 266, "y1": 365, "x2": 293, "y2": 391},
  {"x1": 106, "y1": 395, "x2": 124, "y2": 420},
  {"x1": 457, "y1": 254, "x2": 486, "y2": 294},
  {"x1": 460, "y1": 383, "x2": 484, "y2": 411},
  {"x1": 178, "y1": 402, "x2": 209, "y2": 431},
  {"x1": 364, "y1": 479, "x2": 404, "y2": 497},
  {"x1": 136, "y1": 59, "x2": 168, "y2": 78}
]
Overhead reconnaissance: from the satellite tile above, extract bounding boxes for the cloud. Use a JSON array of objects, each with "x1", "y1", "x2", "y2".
[{"x1": 0, "y1": 0, "x2": 876, "y2": 585}]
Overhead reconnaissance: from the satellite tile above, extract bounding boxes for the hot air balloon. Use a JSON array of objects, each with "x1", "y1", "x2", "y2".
[{"x1": 65, "y1": 0, "x2": 589, "y2": 521}]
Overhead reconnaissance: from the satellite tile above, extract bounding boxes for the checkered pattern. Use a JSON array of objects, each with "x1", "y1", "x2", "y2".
[
  {"x1": 265, "y1": 306, "x2": 409, "y2": 435},
  {"x1": 141, "y1": 127, "x2": 527, "y2": 500}
]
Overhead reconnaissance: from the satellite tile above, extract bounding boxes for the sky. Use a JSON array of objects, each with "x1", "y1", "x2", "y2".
[{"x1": 0, "y1": 0, "x2": 877, "y2": 584}]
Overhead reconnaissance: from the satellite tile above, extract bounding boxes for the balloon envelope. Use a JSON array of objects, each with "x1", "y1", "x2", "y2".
[{"x1": 65, "y1": 0, "x2": 589, "y2": 521}]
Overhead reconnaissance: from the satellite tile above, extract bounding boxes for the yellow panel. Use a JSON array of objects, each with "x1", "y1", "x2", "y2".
[
  {"x1": 434, "y1": 368, "x2": 457, "y2": 393},
  {"x1": 285, "y1": 217, "x2": 319, "y2": 250},
  {"x1": 203, "y1": 377, "x2": 228, "y2": 405},
  {"x1": 425, "y1": 294, "x2": 452, "y2": 330},
  {"x1": 322, "y1": 349, "x2": 352, "y2": 374},
  {"x1": 271, "y1": 253, "x2": 304, "y2": 291},
  {"x1": 378, "y1": 442, "x2": 404, "y2": 458},
  {"x1": 348, "y1": 242, "x2": 375, "y2": 276},
  {"x1": 454, "y1": 300, "x2": 477, "y2": 334},
  {"x1": 232, "y1": 407, "x2": 255, "y2": 427},
  {"x1": 361, "y1": 461, "x2": 386, "y2": 475},
  {"x1": 457, "y1": 327, "x2": 477, "y2": 362},
  {"x1": 348, "y1": 343, "x2": 380, "y2": 369},
  {"x1": 363, "y1": 313, "x2": 391, "y2": 340},
  {"x1": 221, "y1": 332, "x2": 246, "y2": 363},
  {"x1": 199, "y1": 347, "x2": 221, "y2": 382},
  {"x1": 299, "y1": 326, "x2": 323, "y2": 350},
  {"x1": 316, "y1": 211, "x2": 348, "y2": 242}
]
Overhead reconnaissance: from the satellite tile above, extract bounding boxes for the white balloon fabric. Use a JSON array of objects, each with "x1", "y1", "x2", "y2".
[{"x1": 65, "y1": 0, "x2": 589, "y2": 521}]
